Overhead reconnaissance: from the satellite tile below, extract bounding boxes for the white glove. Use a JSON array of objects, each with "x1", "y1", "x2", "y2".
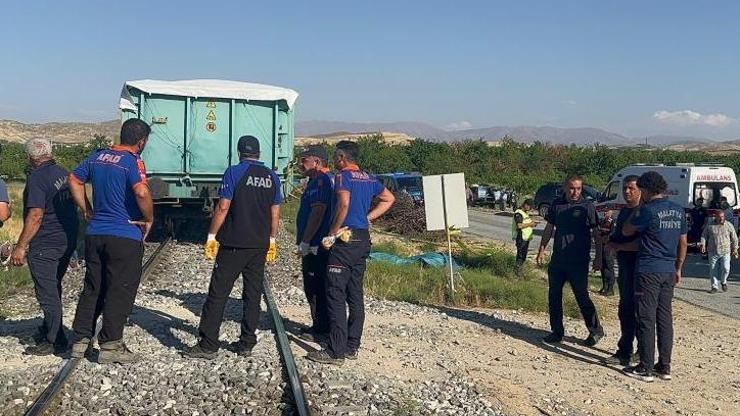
[
  {"x1": 297, "y1": 242, "x2": 311, "y2": 257},
  {"x1": 321, "y1": 235, "x2": 337, "y2": 249}
]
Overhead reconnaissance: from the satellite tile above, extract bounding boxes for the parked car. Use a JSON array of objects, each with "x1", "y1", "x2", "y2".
[
  {"x1": 533, "y1": 182, "x2": 601, "y2": 217},
  {"x1": 470, "y1": 184, "x2": 494, "y2": 206},
  {"x1": 377, "y1": 172, "x2": 424, "y2": 203}
]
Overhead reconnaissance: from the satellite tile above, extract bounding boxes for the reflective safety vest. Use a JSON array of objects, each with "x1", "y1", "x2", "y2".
[{"x1": 512, "y1": 209, "x2": 534, "y2": 241}]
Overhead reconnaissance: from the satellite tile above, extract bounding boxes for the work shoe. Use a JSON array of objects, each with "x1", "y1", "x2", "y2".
[
  {"x1": 71, "y1": 337, "x2": 93, "y2": 359},
  {"x1": 24, "y1": 341, "x2": 55, "y2": 356},
  {"x1": 345, "y1": 349, "x2": 359, "y2": 360},
  {"x1": 306, "y1": 350, "x2": 344, "y2": 366},
  {"x1": 653, "y1": 363, "x2": 672, "y2": 380},
  {"x1": 722, "y1": 283, "x2": 728, "y2": 292},
  {"x1": 603, "y1": 353, "x2": 636, "y2": 366},
  {"x1": 710, "y1": 287, "x2": 718, "y2": 294},
  {"x1": 542, "y1": 333, "x2": 563, "y2": 344},
  {"x1": 623, "y1": 364, "x2": 655, "y2": 383},
  {"x1": 226, "y1": 340, "x2": 253, "y2": 357},
  {"x1": 182, "y1": 343, "x2": 218, "y2": 360},
  {"x1": 98, "y1": 340, "x2": 140, "y2": 364},
  {"x1": 584, "y1": 331, "x2": 605, "y2": 347}
]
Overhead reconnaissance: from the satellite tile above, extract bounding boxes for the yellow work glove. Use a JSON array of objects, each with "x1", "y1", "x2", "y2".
[
  {"x1": 205, "y1": 234, "x2": 219, "y2": 260},
  {"x1": 266, "y1": 238, "x2": 277, "y2": 262}
]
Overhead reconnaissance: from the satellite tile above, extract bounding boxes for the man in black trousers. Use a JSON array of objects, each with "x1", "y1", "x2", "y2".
[
  {"x1": 622, "y1": 171, "x2": 687, "y2": 382},
  {"x1": 183, "y1": 135, "x2": 281, "y2": 359},
  {"x1": 536, "y1": 174, "x2": 605, "y2": 346},
  {"x1": 603, "y1": 175, "x2": 641, "y2": 366},
  {"x1": 69, "y1": 119, "x2": 153, "y2": 363}
]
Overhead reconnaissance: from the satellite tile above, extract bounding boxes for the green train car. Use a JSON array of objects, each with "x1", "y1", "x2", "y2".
[{"x1": 119, "y1": 79, "x2": 298, "y2": 223}]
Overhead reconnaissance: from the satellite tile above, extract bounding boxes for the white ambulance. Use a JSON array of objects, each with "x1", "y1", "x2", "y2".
[{"x1": 596, "y1": 163, "x2": 739, "y2": 242}]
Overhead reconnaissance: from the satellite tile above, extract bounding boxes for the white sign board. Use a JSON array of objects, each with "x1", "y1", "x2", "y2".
[{"x1": 423, "y1": 173, "x2": 469, "y2": 231}]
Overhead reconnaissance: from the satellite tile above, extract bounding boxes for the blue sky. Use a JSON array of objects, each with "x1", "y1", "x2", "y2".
[{"x1": 1, "y1": 0, "x2": 739, "y2": 139}]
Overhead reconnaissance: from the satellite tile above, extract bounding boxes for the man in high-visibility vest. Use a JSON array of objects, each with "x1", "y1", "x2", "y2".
[{"x1": 512, "y1": 199, "x2": 537, "y2": 274}]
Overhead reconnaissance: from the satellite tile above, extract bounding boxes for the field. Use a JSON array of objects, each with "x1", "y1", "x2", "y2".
[{"x1": 0, "y1": 182, "x2": 32, "y2": 315}]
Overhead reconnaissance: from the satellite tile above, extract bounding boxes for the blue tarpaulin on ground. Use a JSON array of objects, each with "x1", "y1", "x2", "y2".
[{"x1": 369, "y1": 251, "x2": 461, "y2": 270}]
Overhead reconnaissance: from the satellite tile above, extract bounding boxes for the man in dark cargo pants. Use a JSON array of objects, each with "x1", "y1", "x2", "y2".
[
  {"x1": 10, "y1": 138, "x2": 78, "y2": 355},
  {"x1": 536, "y1": 175, "x2": 605, "y2": 346},
  {"x1": 604, "y1": 175, "x2": 641, "y2": 366},
  {"x1": 69, "y1": 119, "x2": 154, "y2": 363},
  {"x1": 622, "y1": 171, "x2": 687, "y2": 382},
  {"x1": 183, "y1": 135, "x2": 281, "y2": 359},
  {"x1": 307, "y1": 140, "x2": 395, "y2": 365},
  {"x1": 295, "y1": 145, "x2": 334, "y2": 342}
]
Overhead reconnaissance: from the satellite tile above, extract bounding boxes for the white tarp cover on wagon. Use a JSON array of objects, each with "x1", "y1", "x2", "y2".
[{"x1": 119, "y1": 79, "x2": 300, "y2": 111}]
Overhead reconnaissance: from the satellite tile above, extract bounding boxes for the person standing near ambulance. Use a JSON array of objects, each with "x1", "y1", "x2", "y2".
[
  {"x1": 295, "y1": 145, "x2": 333, "y2": 342},
  {"x1": 68, "y1": 119, "x2": 153, "y2": 363},
  {"x1": 307, "y1": 140, "x2": 395, "y2": 365},
  {"x1": 622, "y1": 171, "x2": 687, "y2": 382},
  {"x1": 183, "y1": 135, "x2": 281, "y2": 359}
]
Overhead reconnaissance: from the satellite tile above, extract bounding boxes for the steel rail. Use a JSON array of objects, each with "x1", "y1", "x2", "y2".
[
  {"x1": 23, "y1": 238, "x2": 172, "y2": 416},
  {"x1": 263, "y1": 277, "x2": 312, "y2": 416}
]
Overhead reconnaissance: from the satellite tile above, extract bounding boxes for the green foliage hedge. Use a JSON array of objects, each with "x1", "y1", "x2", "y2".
[
  {"x1": 0, "y1": 135, "x2": 111, "y2": 180},
  {"x1": 302, "y1": 134, "x2": 740, "y2": 194}
]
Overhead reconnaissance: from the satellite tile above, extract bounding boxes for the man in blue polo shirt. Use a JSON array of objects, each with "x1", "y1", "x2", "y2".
[
  {"x1": 183, "y1": 135, "x2": 282, "y2": 359},
  {"x1": 295, "y1": 145, "x2": 333, "y2": 342},
  {"x1": 536, "y1": 174, "x2": 605, "y2": 346},
  {"x1": 9, "y1": 139, "x2": 79, "y2": 355},
  {"x1": 68, "y1": 118, "x2": 154, "y2": 364},
  {"x1": 622, "y1": 171, "x2": 687, "y2": 383},
  {"x1": 307, "y1": 140, "x2": 395, "y2": 365}
]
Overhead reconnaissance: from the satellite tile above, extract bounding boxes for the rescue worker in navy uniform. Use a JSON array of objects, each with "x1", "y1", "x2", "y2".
[
  {"x1": 295, "y1": 145, "x2": 334, "y2": 342},
  {"x1": 183, "y1": 135, "x2": 281, "y2": 359},
  {"x1": 307, "y1": 140, "x2": 395, "y2": 365},
  {"x1": 603, "y1": 175, "x2": 641, "y2": 366},
  {"x1": 622, "y1": 171, "x2": 687, "y2": 382},
  {"x1": 68, "y1": 119, "x2": 154, "y2": 363},
  {"x1": 9, "y1": 139, "x2": 79, "y2": 355},
  {"x1": 536, "y1": 174, "x2": 605, "y2": 346}
]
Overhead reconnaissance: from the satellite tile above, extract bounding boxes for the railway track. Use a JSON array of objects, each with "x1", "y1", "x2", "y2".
[{"x1": 22, "y1": 238, "x2": 312, "y2": 416}]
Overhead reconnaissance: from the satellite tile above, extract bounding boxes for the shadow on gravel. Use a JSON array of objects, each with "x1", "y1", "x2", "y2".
[
  {"x1": 129, "y1": 305, "x2": 199, "y2": 350},
  {"x1": 154, "y1": 290, "x2": 273, "y2": 330},
  {"x1": 0, "y1": 316, "x2": 44, "y2": 345},
  {"x1": 431, "y1": 305, "x2": 625, "y2": 375}
]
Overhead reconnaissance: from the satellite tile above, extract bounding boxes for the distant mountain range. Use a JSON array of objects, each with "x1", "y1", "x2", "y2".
[
  {"x1": 0, "y1": 118, "x2": 735, "y2": 151},
  {"x1": 296, "y1": 120, "x2": 724, "y2": 147}
]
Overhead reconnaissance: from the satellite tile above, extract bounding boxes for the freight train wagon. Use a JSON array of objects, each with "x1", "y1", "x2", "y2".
[{"x1": 119, "y1": 79, "x2": 298, "y2": 228}]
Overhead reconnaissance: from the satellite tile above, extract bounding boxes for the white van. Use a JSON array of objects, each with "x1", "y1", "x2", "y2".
[{"x1": 596, "y1": 164, "x2": 739, "y2": 241}]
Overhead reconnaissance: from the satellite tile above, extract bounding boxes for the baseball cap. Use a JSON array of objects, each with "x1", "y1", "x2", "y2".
[
  {"x1": 300, "y1": 145, "x2": 328, "y2": 162},
  {"x1": 237, "y1": 135, "x2": 260, "y2": 154}
]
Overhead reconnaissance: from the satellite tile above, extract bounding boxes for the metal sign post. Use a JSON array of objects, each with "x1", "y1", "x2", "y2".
[
  {"x1": 440, "y1": 176, "x2": 455, "y2": 298},
  {"x1": 423, "y1": 173, "x2": 469, "y2": 302}
]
